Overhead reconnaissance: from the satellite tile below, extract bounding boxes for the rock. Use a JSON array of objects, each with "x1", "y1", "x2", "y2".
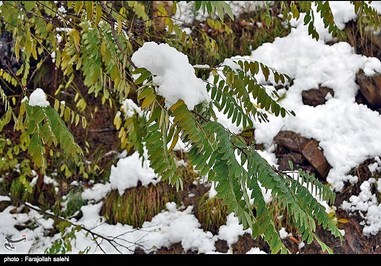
[
  {"x1": 274, "y1": 130, "x2": 331, "y2": 179},
  {"x1": 274, "y1": 131, "x2": 309, "y2": 152},
  {"x1": 302, "y1": 86, "x2": 334, "y2": 107},
  {"x1": 232, "y1": 233, "x2": 269, "y2": 254},
  {"x1": 355, "y1": 91, "x2": 368, "y2": 106},
  {"x1": 301, "y1": 140, "x2": 331, "y2": 178},
  {"x1": 278, "y1": 152, "x2": 307, "y2": 171},
  {"x1": 356, "y1": 70, "x2": 381, "y2": 107},
  {"x1": 215, "y1": 240, "x2": 229, "y2": 253}
]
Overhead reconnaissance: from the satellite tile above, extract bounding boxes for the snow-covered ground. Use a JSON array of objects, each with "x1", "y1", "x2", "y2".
[{"x1": 2, "y1": 1, "x2": 381, "y2": 254}]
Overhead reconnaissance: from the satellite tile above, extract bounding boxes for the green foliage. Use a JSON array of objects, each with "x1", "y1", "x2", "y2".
[
  {"x1": 61, "y1": 190, "x2": 86, "y2": 218},
  {"x1": 22, "y1": 104, "x2": 83, "y2": 173},
  {"x1": 247, "y1": 151, "x2": 341, "y2": 253},
  {"x1": 193, "y1": 1, "x2": 234, "y2": 21},
  {"x1": 45, "y1": 223, "x2": 84, "y2": 254},
  {"x1": 208, "y1": 59, "x2": 294, "y2": 125},
  {"x1": 282, "y1": 1, "x2": 381, "y2": 41}
]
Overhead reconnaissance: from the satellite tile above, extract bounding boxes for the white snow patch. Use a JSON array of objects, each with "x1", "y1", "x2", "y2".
[
  {"x1": 183, "y1": 27, "x2": 192, "y2": 35},
  {"x1": 329, "y1": 2, "x2": 357, "y2": 30},
  {"x1": 131, "y1": 42, "x2": 210, "y2": 110},
  {"x1": 218, "y1": 213, "x2": 250, "y2": 246},
  {"x1": 279, "y1": 227, "x2": 289, "y2": 239},
  {"x1": 71, "y1": 202, "x2": 216, "y2": 254},
  {"x1": 246, "y1": 247, "x2": 267, "y2": 254},
  {"x1": 51, "y1": 51, "x2": 56, "y2": 63},
  {"x1": 208, "y1": 182, "x2": 218, "y2": 198},
  {"x1": 0, "y1": 206, "x2": 61, "y2": 254},
  {"x1": 29, "y1": 88, "x2": 50, "y2": 107},
  {"x1": 141, "y1": 203, "x2": 215, "y2": 253},
  {"x1": 369, "y1": 156, "x2": 381, "y2": 173},
  {"x1": 82, "y1": 183, "x2": 111, "y2": 202},
  {"x1": 70, "y1": 181, "x2": 79, "y2": 186},
  {"x1": 56, "y1": 33, "x2": 62, "y2": 44},
  {"x1": 122, "y1": 99, "x2": 143, "y2": 118},
  {"x1": 43, "y1": 176, "x2": 58, "y2": 187},
  {"x1": 342, "y1": 179, "x2": 381, "y2": 235},
  {"x1": 260, "y1": 184, "x2": 273, "y2": 204},
  {"x1": 218, "y1": 10, "x2": 381, "y2": 192},
  {"x1": 193, "y1": 64, "x2": 210, "y2": 69},
  {"x1": 174, "y1": 1, "x2": 269, "y2": 25},
  {"x1": 0, "y1": 195, "x2": 10, "y2": 202},
  {"x1": 109, "y1": 151, "x2": 158, "y2": 195},
  {"x1": 214, "y1": 108, "x2": 242, "y2": 134},
  {"x1": 57, "y1": 6, "x2": 66, "y2": 14}
]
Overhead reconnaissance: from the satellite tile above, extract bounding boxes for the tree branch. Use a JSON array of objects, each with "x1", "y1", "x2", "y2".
[{"x1": 0, "y1": 189, "x2": 146, "y2": 254}]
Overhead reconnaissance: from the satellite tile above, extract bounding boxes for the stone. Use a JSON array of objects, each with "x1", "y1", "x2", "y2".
[
  {"x1": 356, "y1": 70, "x2": 381, "y2": 107},
  {"x1": 278, "y1": 152, "x2": 307, "y2": 171},
  {"x1": 274, "y1": 130, "x2": 309, "y2": 152},
  {"x1": 302, "y1": 86, "x2": 334, "y2": 107},
  {"x1": 301, "y1": 140, "x2": 331, "y2": 178}
]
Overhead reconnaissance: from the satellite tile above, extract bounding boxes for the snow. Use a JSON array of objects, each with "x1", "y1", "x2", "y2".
[
  {"x1": 342, "y1": 178, "x2": 381, "y2": 236},
  {"x1": 28, "y1": 88, "x2": 50, "y2": 107},
  {"x1": 193, "y1": 64, "x2": 210, "y2": 69},
  {"x1": 5, "y1": 0, "x2": 381, "y2": 254},
  {"x1": 51, "y1": 51, "x2": 56, "y2": 63},
  {"x1": 246, "y1": 247, "x2": 267, "y2": 254},
  {"x1": 325, "y1": 2, "x2": 357, "y2": 30},
  {"x1": 279, "y1": 227, "x2": 289, "y2": 239},
  {"x1": 0, "y1": 195, "x2": 10, "y2": 201},
  {"x1": 122, "y1": 99, "x2": 142, "y2": 118},
  {"x1": 208, "y1": 182, "x2": 218, "y2": 198},
  {"x1": 38, "y1": 217, "x2": 54, "y2": 230},
  {"x1": 109, "y1": 151, "x2": 159, "y2": 195},
  {"x1": 131, "y1": 42, "x2": 210, "y2": 110},
  {"x1": 260, "y1": 185, "x2": 273, "y2": 204},
  {"x1": 216, "y1": 4, "x2": 381, "y2": 192},
  {"x1": 43, "y1": 175, "x2": 58, "y2": 187},
  {"x1": 56, "y1": 33, "x2": 62, "y2": 44},
  {"x1": 174, "y1": 1, "x2": 269, "y2": 25},
  {"x1": 369, "y1": 156, "x2": 381, "y2": 173},
  {"x1": 82, "y1": 151, "x2": 149, "y2": 201},
  {"x1": 57, "y1": 6, "x2": 66, "y2": 14},
  {"x1": 214, "y1": 109, "x2": 242, "y2": 134},
  {"x1": 63, "y1": 202, "x2": 217, "y2": 254},
  {"x1": 218, "y1": 213, "x2": 250, "y2": 246},
  {"x1": 145, "y1": 204, "x2": 216, "y2": 253},
  {"x1": 82, "y1": 183, "x2": 111, "y2": 202},
  {"x1": 0, "y1": 206, "x2": 59, "y2": 254}
]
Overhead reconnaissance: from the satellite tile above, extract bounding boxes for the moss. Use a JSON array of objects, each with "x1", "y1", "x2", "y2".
[
  {"x1": 194, "y1": 194, "x2": 229, "y2": 234},
  {"x1": 101, "y1": 182, "x2": 181, "y2": 227}
]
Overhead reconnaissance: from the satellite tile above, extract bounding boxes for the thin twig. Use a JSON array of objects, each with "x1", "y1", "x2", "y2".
[{"x1": 1, "y1": 192, "x2": 138, "y2": 253}]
